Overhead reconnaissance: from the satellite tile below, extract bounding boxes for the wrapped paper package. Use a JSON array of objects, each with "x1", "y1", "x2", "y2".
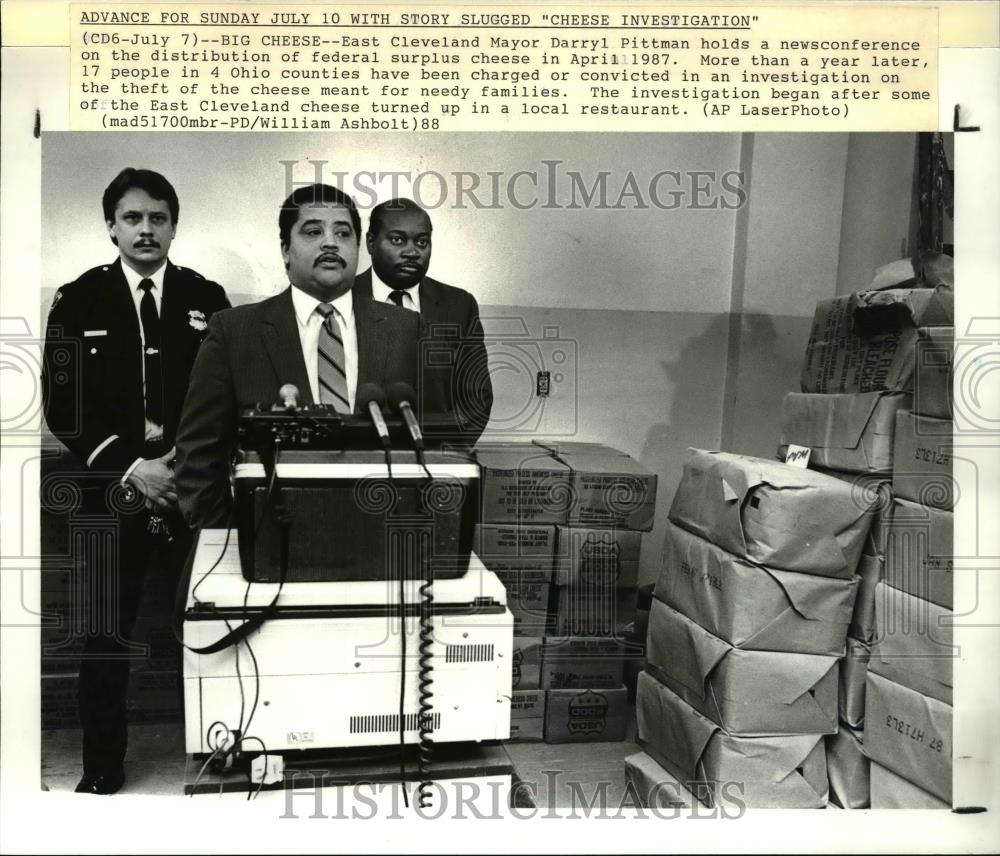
[
  {"x1": 800, "y1": 287, "x2": 953, "y2": 395},
  {"x1": 869, "y1": 582, "x2": 953, "y2": 705},
  {"x1": 668, "y1": 448, "x2": 875, "y2": 578},
  {"x1": 826, "y1": 725, "x2": 870, "y2": 809},
  {"x1": 839, "y1": 637, "x2": 871, "y2": 729},
  {"x1": 646, "y1": 599, "x2": 838, "y2": 736},
  {"x1": 849, "y1": 553, "x2": 882, "y2": 642},
  {"x1": 636, "y1": 671, "x2": 828, "y2": 809},
  {"x1": 779, "y1": 391, "x2": 911, "y2": 473},
  {"x1": 869, "y1": 761, "x2": 950, "y2": 809},
  {"x1": 884, "y1": 498, "x2": 953, "y2": 609},
  {"x1": 912, "y1": 326, "x2": 954, "y2": 419},
  {"x1": 891, "y1": 411, "x2": 954, "y2": 510},
  {"x1": 863, "y1": 671, "x2": 952, "y2": 803},
  {"x1": 624, "y1": 751, "x2": 697, "y2": 810},
  {"x1": 657, "y1": 522, "x2": 858, "y2": 656}
]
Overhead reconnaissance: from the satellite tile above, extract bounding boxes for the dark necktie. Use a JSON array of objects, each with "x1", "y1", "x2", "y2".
[
  {"x1": 138, "y1": 278, "x2": 163, "y2": 425},
  {"x1": 388, "y1": 290, "x2": 408, "y2": 308},
  {"x1": 315, "y1": 303, "x2": 350, "y2": 413}
]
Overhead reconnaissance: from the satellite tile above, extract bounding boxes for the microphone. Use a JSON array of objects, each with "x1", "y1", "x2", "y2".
[
  {"x1": 387, "y1": 381, "x2": 424, "y2": 451},
  {"x1": 278, "y1": 383, "x2": 300, "y2": 411},
  {"x1": 357, "y1": 382, "x2": 390, "y2": 448}
]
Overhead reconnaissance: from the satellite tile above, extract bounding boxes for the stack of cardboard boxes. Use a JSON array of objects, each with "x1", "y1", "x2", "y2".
[
  {"x1": 632, "y1": 449, "x2": 872, "y2": 808},
  {"x1": 779, "y1": 270, "x2": 954, "y2": 808},
  {"x1": 474, "y1": 441, "x2": 656, "y2": 744}
]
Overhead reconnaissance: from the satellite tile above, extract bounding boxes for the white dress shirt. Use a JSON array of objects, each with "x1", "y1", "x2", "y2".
[
  {"x1": 371, "y1": 268, "x2": 421, "y2": 313},
  {"x1": 290, "y1": 284, "x2": 359, "y2": 410}
]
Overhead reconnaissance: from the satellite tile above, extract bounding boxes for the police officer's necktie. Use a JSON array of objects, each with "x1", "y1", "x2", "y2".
[
  {"x1": 138, "y1": 278, "x2": 163, "y2": 424},
  {"x1": 315, "y1": 303, "x2": 350, "y2": 412},
  {"x1": 388, "y1": 290, "x2": 408, "y2": 308}
]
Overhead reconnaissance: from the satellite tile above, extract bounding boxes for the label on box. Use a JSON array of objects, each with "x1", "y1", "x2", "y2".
[
  {"x1": 474, "y1": 523, "x2": 556, "y2": 577},
  {"x1": 541, "y1": 636, "x2": 630, "y2": 689},
  {"x1": 553, "y1": 586, "x2": 636, "y2": 638},
  {"x1": 506, "y1": 582, "x2": 552, "y2": 636},
  {"x1": 554, "y1": 526, "x2": 641, "y2": 588},
  {"x1": 510, "y1": 689, "x2": 545, "y2": 719},
  {"x1": 543, "y1": 686, "x2": 628, "y2": 743},
  {"x1": 475, "y1": 445, "x2": 571, "y2": 525},
  {"x1": 862, "y1": 671, "x2": 952, "y2": 803}
]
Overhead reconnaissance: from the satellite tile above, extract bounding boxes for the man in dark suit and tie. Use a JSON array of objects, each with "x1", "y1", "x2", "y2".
[
  {"x1": 42, "y1": 168, "x2": 229, "y2": 794},
  {"x1": 175, "y1": 184, "x2": 430, "y2": 530},
  {"x1": 354, "y1": 198, "x2": 493, "y2": 445}
]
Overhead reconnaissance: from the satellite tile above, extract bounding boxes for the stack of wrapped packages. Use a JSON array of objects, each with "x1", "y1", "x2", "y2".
[
  {"x1": 780, "y1": 255, "x2": 954, "y2": 808},
  {"x1": 627, "y1": 449, "x2": 875, "y2": 809},
  {"x1": 473, "y1": 442, "x2": 655, "y2": 744}
]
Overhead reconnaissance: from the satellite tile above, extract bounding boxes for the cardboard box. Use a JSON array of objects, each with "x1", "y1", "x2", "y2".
[
  {"x1": 840, "y1": 637, "x2": 870, "y2": 729},
  {"x1": 656, "y1": 522, "x2": 858, "y2": 656},
  {"x1": 870, "y1": 582, "x2": 953, "y2": 705},
  {"x1": 884, "y1": 498, "x2": 953, "y2": 609},
  {"x1": 826, "y1": 724, "x2": 870, "y2": 809},
  {"x1": 624, "y1": 751, "x2": 697, "y2": 810},
  {"x1": 849, "y1": 553, "x2": 882, "y2": 643},
  {"x1": 862, "y1": 671, "x2": 952, "y2": 802},
  {"x1": 869, "y1": 761, "x2": 950, "y2": 809},
  {"x1": 511, "y1": 637, "x2": 542, "y2": 690},
  {"x1": 780, "y1": 391, "x2": 912, "y2": 473},
  {"x1": 505, "y1": 581, "x2": 553, "y2": 636},
  {"x1": 540, "y1": 636, "x2": 631, "y2": 689},
  {"x1": 508, "y1": 689, "x2": 545, "y2": 742},
  {"x1": 508, "y1": 718, "x2": 543, "y2": 742},
  {"x1": 553, "y1": 584, "x2": 636, "y2": 637},
  {"x1": 800, "y1": 288, "x2": 953, "y2": 395},
  {"x1": 474, "y1": 444, "x2": 571, "y2": 525},
  {"x1": 535, "y1": 444, "x2": 657, "y2": 531},
  {"x1": 912, "y1": 326, "x2": 953, "y2": 419},
  {"x1": 544, "y1": 686, "x2": 628, "y2": 744},
  {"x1": 473, "y1": 523, "x2": 555, "y2": 579},
  {"x1": 554, "y1": 526, "x2": 640, "y2": 588},
  {"x1": 669, "y1": 449, "x2": 875, "y2": 579},
  {"x1": 647, "y1": 600, "x2": 838, "y2": 736},
  {"x1": 636, "y1": 671, "x2": 829, "y2": 809},
  {"x1": 892, "y1": 412, "x2": 954, "y2": 510}
]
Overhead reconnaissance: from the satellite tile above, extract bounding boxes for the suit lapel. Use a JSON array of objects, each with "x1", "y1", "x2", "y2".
[
  {"x1": 261, "y1": 288, "x2": 314, "y2": 405},
  {"x1": 354, "y1": 290, "x2": 388, "y2": 394},
  {"x1": 419, "y1": 278, "x2": 443, "y2": 323}
]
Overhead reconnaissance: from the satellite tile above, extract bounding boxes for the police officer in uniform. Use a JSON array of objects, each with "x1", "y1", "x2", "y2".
[{"x1": 43, "y1": 168, "x2": 230, "y2": 794}]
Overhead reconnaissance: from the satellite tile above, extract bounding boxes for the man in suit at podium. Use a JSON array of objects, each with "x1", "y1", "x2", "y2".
[
  {"x1": 354, "y1": 198, "x2": 493, "y2": 445},
  {"x1": 175, "y1": 184, "x2": 431, "y2": 530},
  {"x1": 42, "y1": 167, "x2": 230, "y2": 794}
]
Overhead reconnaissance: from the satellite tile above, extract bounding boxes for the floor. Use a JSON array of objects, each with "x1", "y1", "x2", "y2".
[{"x1": 41, "y1": 720, "x2": 641, "y2": 808}]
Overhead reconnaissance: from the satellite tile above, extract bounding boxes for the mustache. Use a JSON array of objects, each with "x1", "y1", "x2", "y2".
[
  {"x1": 315, "y1": 253, "x2": 345, "y2": 266},
  {"x1": 134, "y1": 240, "x2": 160, "y2": 248}
]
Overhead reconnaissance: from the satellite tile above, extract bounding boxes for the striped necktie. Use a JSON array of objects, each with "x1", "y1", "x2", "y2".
[{"x1": 315, "y1": 302, "x2": 350, "y2": 412}]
